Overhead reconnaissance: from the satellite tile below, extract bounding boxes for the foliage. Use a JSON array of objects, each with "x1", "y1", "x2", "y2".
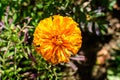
[
  {"x1": 107, "y1": 47, "x2": 120, "y2": 80},
  {"x1": 0, "y1": 0, "x2": 118, "y2": 79},
  {"x1": 0, "y1": 8, "x2": 62, "y2": 79}
]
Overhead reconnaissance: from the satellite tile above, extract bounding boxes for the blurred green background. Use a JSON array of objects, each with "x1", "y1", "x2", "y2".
[{"x1": 0, "y1": 0, "x2": 120, "y2": 80}]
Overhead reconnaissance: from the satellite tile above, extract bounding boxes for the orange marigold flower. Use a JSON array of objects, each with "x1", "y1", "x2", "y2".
[{"x1": 33, "y1": 15, "x2": 82, "y2": 64}]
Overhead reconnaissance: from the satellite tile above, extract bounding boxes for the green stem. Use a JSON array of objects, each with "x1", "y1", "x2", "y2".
[
  {"x1": 53, "y1": 68, "x2": 58, "y2": 80},
  {"x1": 3, "y1": 41, "x2": 11, "y2": 67},
  {"x1": 14, "y1": 46, "x2": 17, "y2": 75}
]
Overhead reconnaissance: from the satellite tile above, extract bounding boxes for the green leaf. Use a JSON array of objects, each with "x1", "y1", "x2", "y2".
[
  {"x1": 0, "y1": 56, "x2": 4, "y2": 63},
  {"x1": 36, "y1": 3, "x2": 43, "y2": 9},
  {"x1": 108, "y1": 0, "x2": 116, "y2": 10},
  {"x1": 5, "y1": 52, "x2": 14, "y2": 58},
  {"x1": 13, "y1": 13, "x2": 17, "y2": 22}
]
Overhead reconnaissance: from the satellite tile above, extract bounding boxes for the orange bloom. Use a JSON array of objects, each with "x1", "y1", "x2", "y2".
[{"x1": 33, "y1": 15, "x2": 82, "y2": 64}]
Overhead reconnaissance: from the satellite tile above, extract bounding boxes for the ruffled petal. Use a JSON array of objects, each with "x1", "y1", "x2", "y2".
[{"x1": 33, "y1": 15, "x2": 82, "y2": 64}]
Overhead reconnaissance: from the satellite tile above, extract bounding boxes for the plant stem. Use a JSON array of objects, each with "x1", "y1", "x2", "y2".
[{"x1": 14, "y1": 45, "x2": 17, "y2": 75}]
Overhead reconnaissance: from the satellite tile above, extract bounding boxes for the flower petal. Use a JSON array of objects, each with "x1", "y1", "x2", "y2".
[{"x1": 33, "y1": 15, "x2": 82, "y2": 64}]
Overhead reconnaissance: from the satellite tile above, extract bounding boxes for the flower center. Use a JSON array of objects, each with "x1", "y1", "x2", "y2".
[{"x1": 52, "y1": 35, "x2": 63, "y2": 46}]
